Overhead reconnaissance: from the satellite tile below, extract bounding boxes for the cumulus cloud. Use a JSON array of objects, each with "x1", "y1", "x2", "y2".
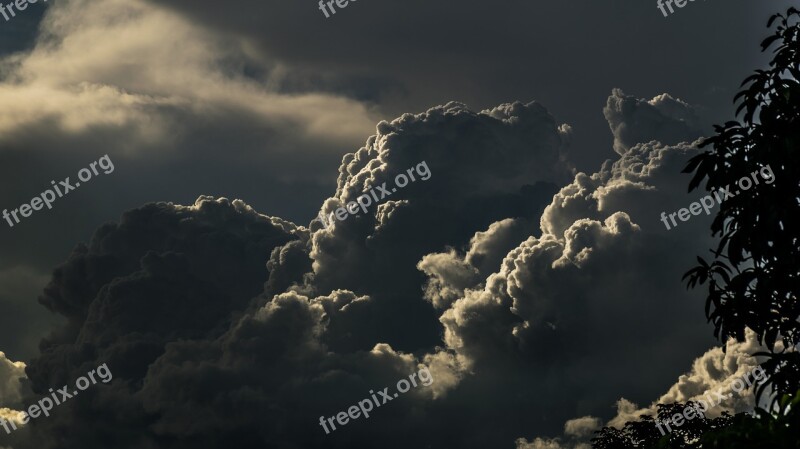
[
  {"x1": 515, "y1": 437, "x2": 569, "y2": 449},
  {"x1": 604, "y1": 88, "x2": 702, "y2": 154},
  {"x1": 526, "y1": 331, "x2": 767, "y2": 449},
  {"x1": 0, "y1": 1, "x2": 785, "y2": 448},
  {"x1": 607, "y1": 329, "x2": 765, "y2": 428},
  {"x1": 563, "y1": 417, "x2": 601, "y2": 439},
  {"x1": 0, "y1": 352, "x2": 26, "y2": 408},
  {"x1": 299, "y1": 100, "x2": 572, "y2": 351},
  {"x1": 0, "y1": 0, "x2": 380, "y2": 339},
  {"x1": 514, "y1": 416, "x2": 600, "y2": 449},
  {"x1": 416, "y1": 93, "x2": 725, "y2": 445},
  {"x1": 139, "y1": 0, "x2": 775, "y2": 175},
  {"x1": 0, "y1": 353, "x2": 28, "y2": 449},
  {"x1": 15, "y1": 98, "x2": 572, "y2": 448},
  {"x1": 14, "y1": 89, "x2": 733, "y2": 449}
]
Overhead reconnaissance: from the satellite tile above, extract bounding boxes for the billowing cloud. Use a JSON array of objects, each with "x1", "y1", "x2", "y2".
[
  {"x1": 604, "y1": 88, "x2": 702, "y2": 154},
  {"x1": 563, "y1": 417, "x2": 602, "y2": 439},
  {"x1": 0, "y1": 352, "x2": 26, "y2": 408},
  {"x1": 0, "y1": 0, "x2": 375, "y2": 148},
  {"x1": 410, "y1": 94, "x2": 728, "y2": 445},
  {"x1": 0, "y1": 352, "x2": 28, "y2": 449},
  {"x1": 0, "y1": 0, "x2": 787, "y2": 447},
  {"x1": 138, "y1": 0, "x2": 783, "y2": 175},
  {"x1": 12, "y1": 90, "x2": 740, "y2": 449},
  {"x1": 0, "y1": 0, "x2": 381, "y2": 363},
  {"x1": 299, "y1": 100, "x2": 572, "y2": 351},
  {"x1": 606, "y1": 329, "x2": 765, "y2": 428},
  {"x1": 529, "y1": 331, "x2": 765, "y2": 446},
  {"x1": 14, "y1": 97, "x2": 572, "y2": 448}
]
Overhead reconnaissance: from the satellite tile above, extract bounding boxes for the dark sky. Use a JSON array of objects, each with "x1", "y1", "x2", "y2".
[{"x1": 0, "y1": 0, "x2": 793, "y2": 448}]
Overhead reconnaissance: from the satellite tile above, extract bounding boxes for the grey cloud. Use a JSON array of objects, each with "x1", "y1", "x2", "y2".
[
  {"x1": 428, "y1": 98, "x2": 721, "y2": 443},
  {"x1": 299, "y1": 100, "x2": 570, "y2": 351},
  {"x1": 0, "y1": 0, "x2": 790, "y2": 447},
  {"x1": 563, "y1": 417, "x2": 601, "y2": 439},
  {"x1": 603, "y1": 88, "x2": 703, "y2": 154},
  {"x1": 8, "y1": 91, "x2": 740, "y2": 449},
  {"x1": 0, "y1": 0, "x2": 381, "y2": 364},
  {"x1": 418, "y1": 249, "x2": 480, "y2": 310},
  {"x1": 418, "y1": 218, "x2": 533, "y2": 310},
  {"x1": 142, "y1": 0, "x2": 790, "y2": 174},
  {"x1": 0, "y1": 352, "x2": 26, "y2": 408},
  {"x1": 605, "y1": 330, "x2": 766, "y2": 429},
  {"x1": 10, "y1": 97, "x2": 572, "y2": 449}
]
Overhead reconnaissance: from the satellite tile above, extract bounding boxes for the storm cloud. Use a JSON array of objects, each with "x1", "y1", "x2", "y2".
[
  {"x1": 0, "y1": 1, "x2": 784, "y2": 448},
  {"x1": 0, "y1": 86, "x2": 761, "y2": 449}
]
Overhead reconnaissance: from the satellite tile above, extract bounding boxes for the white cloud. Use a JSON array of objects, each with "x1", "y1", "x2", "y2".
[
  {"x1": 0, "y1": 352, "x2": 25, "y2": 408},
  {"x1": 0, "y1": 0, "x2": 376, "y2": 160}
]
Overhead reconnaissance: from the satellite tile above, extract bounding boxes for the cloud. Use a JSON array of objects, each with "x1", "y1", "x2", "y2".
[
  {"x1": 526, "y1": 331, "x2": 766, "y2": 449},
  {"x1": 0, "y1": 352, "x2": 26, "y2": 408},
  {"x1": 0, "y1": 0, "x2": 788, "y2": 447},
  {"x1": 563, "y1": 417, "x2": 601, "y2": 439},
  {"x1": 15, "y1": 91, "x2": 730, "y2": 449},
  {"x1": 139, "y1": 0, "x2": 784, "y2": 180},
  {"x1": 515, "y1": 437, "x2": 569, "y2": 449},
  {"x1": 1, "y1": 0, "x2": 375, "y2": 148},
  {"x1": 0, "y1": 0, "x2": 385, "y2": 364},
  {"x1": 423, "y1": 95, "x2": 723, "y2": 444},
  {"x1": 0, "y1": 352, "x2": 28, "y2": 449},
  {"x1": 10, "y1": 96, "x2": 574, "y2": 448},
  {"x1": 513, "y1": 416, "x2": 600, "y2": 449},
  {"x1": 606, "y1": 329, "x2": 765, "y2": 428},
  {"x1": 299, "y1": 100, "x2": 572, "y2": 351},
  {"x1": 603, "y1": 88, "x2": 703, "y2": 154}
]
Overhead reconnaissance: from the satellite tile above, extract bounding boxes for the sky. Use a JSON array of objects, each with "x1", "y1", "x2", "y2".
[{"x1": 0, "y1": 0, "x2": 794, "y2": 448}]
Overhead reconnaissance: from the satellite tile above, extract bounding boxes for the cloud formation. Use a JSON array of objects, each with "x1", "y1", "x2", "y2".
[
  {"x1": 0, "y1": 352, "x2": 25, "y2": 408},
  {"x1": 0, "y1": 0, "x2": 381, "y2": 360},
  {"x1": 2, "y1": 87, "x2": 762, "y2": 449}
]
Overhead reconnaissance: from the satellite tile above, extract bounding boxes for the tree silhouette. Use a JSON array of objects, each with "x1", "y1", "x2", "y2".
[
  {"x1": 593, "y1": 6, "x2": 800, "y2": 448},
  {"x1": 592, "y1": 402, "x2": 733, "y2": 449},
  {"x1": 682, "y1": 6, "x2": 800, "y2": 408}
]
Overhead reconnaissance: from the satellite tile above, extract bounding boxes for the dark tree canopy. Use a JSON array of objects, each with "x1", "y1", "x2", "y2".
[
  {"x1": 683, "y1": 6, "x2": 800, "y2": 406},
  {"x1": 593, "y1": 7, "x2": 800, "y2": 448}
]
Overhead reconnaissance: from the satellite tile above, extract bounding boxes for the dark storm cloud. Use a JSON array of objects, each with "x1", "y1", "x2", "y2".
[
  {"x1": 0, "y1": 1, "x2": 787, "y2": 447},
  {"x1": 7, "y1": 96, "x2": 574, "y2": 448},
  {"x1": 0, "y1": 0, "x2": 791, "y2": 362},
  {"x1": 1, "y1": 196, "x2": 299, "y2": 449},
  {"x1": 302, "y1": 100, "x2": 571, "y2": 351},
  {"x1": 0, "y1": 0, "x2": 379, "y2": 361},
  {"x1": 144, "y1": 0, "x2": 795, "y2": 171},
  {"x1": 423, "y1": 138, "x2": 721, "y2": 445},
  {"x1": 604, "y1": 88, "x2": 702, "y2": 154},
  {"x1": 1, "y1": 88, "x2": 762, "y2": 449}
]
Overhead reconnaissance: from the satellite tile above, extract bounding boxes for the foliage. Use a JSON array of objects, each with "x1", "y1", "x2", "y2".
[
  {"x1": 682, "y1": 6, "x2": 800, "y2": 407},
  {"x1": 593, "y1": 7, "x2": 800, "y2": 448}
]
